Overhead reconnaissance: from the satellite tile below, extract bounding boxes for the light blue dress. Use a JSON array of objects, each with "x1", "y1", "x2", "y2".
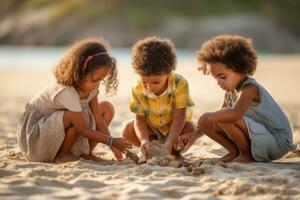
[{"x1": 225, "y1": 77, "x2": 297, "y2": 162}]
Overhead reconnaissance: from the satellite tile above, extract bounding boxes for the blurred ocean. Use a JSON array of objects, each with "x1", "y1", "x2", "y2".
[
  {"x1": 0, "y1": 46, "x2": 299, "y2": 105},
  {"x1": 0, "y1": 46, "x2": 195, "y2": 69}
]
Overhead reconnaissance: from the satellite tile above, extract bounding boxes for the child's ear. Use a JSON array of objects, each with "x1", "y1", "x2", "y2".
[
  {"x1": 197, "y1": 65, "x2": 203, "y2": 71},
  {"x1": 198, "y1": 64, "x2": 208, "y2": 75}
]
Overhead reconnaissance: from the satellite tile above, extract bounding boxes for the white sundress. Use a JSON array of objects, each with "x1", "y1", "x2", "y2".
[{"x1": 17, "y1": 82, "x2": 98, "y2": 162}]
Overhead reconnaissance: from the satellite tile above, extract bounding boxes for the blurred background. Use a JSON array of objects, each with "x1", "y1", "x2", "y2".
[
  {"x1": 0, "y1": 2, "x2": 299, "y2": 200},
  {"x1": 0, "y1": 0, "x2": 300, "y2": 105},
  {"x1": 1, "y1": 0, "x2": 300, "y2": 69},
  {"x1": 1, "y1": 0, "x2": 300, "y2": 50}
]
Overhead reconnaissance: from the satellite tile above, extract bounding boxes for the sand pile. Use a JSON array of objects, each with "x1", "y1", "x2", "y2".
[
  {"x1": 124, "y1": 141, "x2": 211, "y2": 176},
  {"x1": 126, "y1": 141, "x2": 182, "y2": 168}
]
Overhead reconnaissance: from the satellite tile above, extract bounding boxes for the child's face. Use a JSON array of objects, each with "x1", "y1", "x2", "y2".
[
  {"x1": 139, "y1": 74, "x2": 169, "y2": 95},
  {"x1": 79, "y1": 67, "x2": 109, "y2": 93},
  {"x1": 207, "y1": 62, "x2": 245, "y2": 92}
]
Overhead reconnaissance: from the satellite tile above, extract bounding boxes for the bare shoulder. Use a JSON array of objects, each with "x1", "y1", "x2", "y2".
[{"x1": 239, "y1": 83, "x2": 260, "y2": 104}]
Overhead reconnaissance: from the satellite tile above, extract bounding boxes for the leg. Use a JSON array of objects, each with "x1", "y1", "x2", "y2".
[
  {"x1": 122, "y1": 120, "x2": 148, "y2": 160},
  {"x1": 55, "y1": 110, "x2": 86, "y2": 163},
  {"x1": 121, "y1": 119, "x2": 158, "y2": 146},
  {"x1": 55, "y1": 126, "x2": 79, "y2": 163},
  {"x1": 122, "y1": 120, "x2": 142, "y2": 147},
  {"x1": 83, "y1": 101, "x2": 115, "y2": 161},
  {"x1": 89, "y1": 101, "x2": 115, "y2": 153},
  {"x1": 212, "y1": 124, "x2": 239, "y2": 162},
  {"x1": 219, "y1": 118, "x2": 255, "y2": 163}
]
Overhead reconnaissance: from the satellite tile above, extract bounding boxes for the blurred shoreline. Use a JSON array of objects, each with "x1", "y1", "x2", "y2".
[
  {"x1": 1, "y1": 45, "x2": 300, "y2": 69},
  {"x1": 1, "y1": 1, "x2": 300, "y2": 52},
  {"x1": 0, "y1": 54, "x2": 299, "y2": 199},
  {"x1": 1, "y1": 54, "x2": 300, "y2": 113}
]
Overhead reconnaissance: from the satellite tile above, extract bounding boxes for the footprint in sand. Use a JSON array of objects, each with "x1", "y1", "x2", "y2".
[
  {"x1": 15, "y1": 163, "x2": 43, "y2": 169},
  {"x1": 0, "y1": 169, "x2": 18, "y2": 178},
  {"x1": 72, "y1": 179, "x2": 106, "y2": 189},
  {"x1": 10, "y1": 185, "x2": 53, "y2": 195},
  {"x1": 52, "y1": 190, "x2": 79, "y2": 199},
  {"x1": 33, "y1": 178, "x2": 73, "y2": 189},
  {"x1": 26, "y1": 169, "x2": 60, "y2": 178}
]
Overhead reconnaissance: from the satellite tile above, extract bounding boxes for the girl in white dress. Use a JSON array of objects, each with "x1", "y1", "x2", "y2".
[{"x1": 17, "y1": 38, "x2": 132, "y2": 163}]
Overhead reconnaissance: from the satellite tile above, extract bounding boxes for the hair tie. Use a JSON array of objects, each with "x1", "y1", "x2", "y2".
[{"x1": 82, "y1": 52, "x2": 109, "y2": 72}]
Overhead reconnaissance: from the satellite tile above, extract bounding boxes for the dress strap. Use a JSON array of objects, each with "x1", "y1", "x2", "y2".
[{"x1": 225, "y1": 92, "x2": 234, "y2": 107}]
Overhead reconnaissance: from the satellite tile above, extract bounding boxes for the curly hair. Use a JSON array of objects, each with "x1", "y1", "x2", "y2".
[
  {"x1": 53, "y1": 37, "x2": 118, "y2": 95},
  {"x1": 196, "y1": 35, "x2": 257, "y2": 75},
  {"x1": 132, "y1": 36, "x2": 177, "y2": 76}
]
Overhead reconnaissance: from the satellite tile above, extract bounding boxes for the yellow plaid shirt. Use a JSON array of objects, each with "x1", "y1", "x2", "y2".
[{"x1": 130, "y1": 73, "x2": 194, "y2": 136}]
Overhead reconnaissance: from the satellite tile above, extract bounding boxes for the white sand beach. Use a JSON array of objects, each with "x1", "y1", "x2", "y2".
[{"x1": 0, "y1": 55, "x2": 299, "y2": 200}]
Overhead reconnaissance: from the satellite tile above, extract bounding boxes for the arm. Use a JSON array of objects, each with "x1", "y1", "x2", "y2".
[
  {"x1": 201, "y1": 84, "x2": 259, "y2": 125},
  {"x1": 89, "y1": 96, "x2": 110, "y2": 135},
  {"x1": 134, "y1": 114, "x2": 152, "y2": 145},
  {"x1": 178, "y1": 88, "x2": 256, "y2": 149},
  {"x1": 89, "y1": 96, "x2": 132, "y2": 159},
  {"x1": 165, "y1": 108, "x2": 186, "y2": 149},
  {"x1": 65, "y1": 111, "x2": 110, "y2": 144},
  {"x1": 66, "y1": 111, "x2": 131, "y2": 153},
  {"x1": 129, "y1": 86, "x2": 150, "y2": 144}
]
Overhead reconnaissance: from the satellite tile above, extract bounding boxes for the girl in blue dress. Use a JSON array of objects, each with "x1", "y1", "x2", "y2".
[{"x1": 179, "y1": 35, "x2": 296, "y2": 162}]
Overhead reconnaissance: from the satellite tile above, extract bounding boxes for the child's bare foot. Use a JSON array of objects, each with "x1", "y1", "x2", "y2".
[
  {"x1": 232, "y1": 155, "x2": 256, "y2": 163},
  {"x1": 219, "y1": 152, "x2": 239, "y2": 162},
  {"x1": 55, "y1": 151, "x2": 79, "y2": 163}
]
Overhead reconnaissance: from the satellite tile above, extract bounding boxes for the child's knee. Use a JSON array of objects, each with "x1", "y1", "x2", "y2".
[
  {"x1": 122, "y1": 121, "x2": 134, "y2": 139},
  {"x1": 187, "y1": 121, "x2": 197, "y2": 131},
  {"x1": 65, "y1": 126, "x2": 78, "y2": 137},
  {"x1": 63, "y1": 110, "x2": 75, "y2": 129},
  {"x1": 99, "y1": 101, "x2": 115, "y2": 114}
]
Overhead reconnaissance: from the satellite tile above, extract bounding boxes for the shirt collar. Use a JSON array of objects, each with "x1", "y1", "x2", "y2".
[{"x1": 142, "y1": 73, "x2": 176, "y2": 99}]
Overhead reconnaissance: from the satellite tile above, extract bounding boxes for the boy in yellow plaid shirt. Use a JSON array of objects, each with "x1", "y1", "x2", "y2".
[{"x1": 122, "y1": 36, "x2": 196, "y2": 157}]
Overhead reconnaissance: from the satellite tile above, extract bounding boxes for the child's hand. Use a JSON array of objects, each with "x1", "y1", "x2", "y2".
[
  {"x1": 197, "y1": 113, "x2": 214, "y2": 134},
  {"x1": 110, "y1": 146, "x2": 124, "y2": 161},
  {"x1": 111, "y1": 137, "x2": 132, "y2": 153},
  {"x1": 140, "y1": 140, "x2": 150, "y2": 157},
  {"x1": 164, "y1": 141, "x2": 173, "y2": 154},
  {"x1": 177, "y1": 132, "x2": 198, "y2": 152}
]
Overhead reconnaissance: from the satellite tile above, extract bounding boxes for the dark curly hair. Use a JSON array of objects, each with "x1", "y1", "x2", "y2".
[
  {"x1": 53, "y1": 37, "x2": 118, "y2": 95},
  {"x1": 132, "y1": 36, "x2": 177, "y2": 75},
  {"x1": 196, "y1": 35, "x2": 257, "y2": 75}
]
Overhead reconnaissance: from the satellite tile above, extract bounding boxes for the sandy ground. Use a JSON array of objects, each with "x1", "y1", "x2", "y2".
[{"x1": 0, "y1": 55, "x2": 300, "y2": 200}]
